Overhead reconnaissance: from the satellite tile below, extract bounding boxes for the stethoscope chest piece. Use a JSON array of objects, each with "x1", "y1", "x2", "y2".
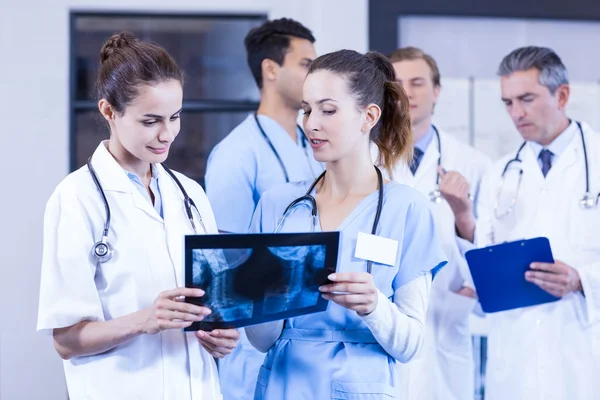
[
  {"x1": 580, "y1": 192, "x2": 596, "y2": 209},
  {"x1": 92, "y1": 237, "x2": 113, "y2": 263},
  {"x1": 429, "y1": 187, "x2": 442, "y2": 204}
]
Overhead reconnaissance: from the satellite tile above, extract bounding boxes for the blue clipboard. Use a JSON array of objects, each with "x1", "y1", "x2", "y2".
[{"x1": 465, "y1": 237, "x2": 560, "y2": 313}]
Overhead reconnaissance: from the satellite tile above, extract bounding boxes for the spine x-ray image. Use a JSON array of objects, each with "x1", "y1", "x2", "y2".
[{"x1": 191, "y1": 244, "x2": 326, "y2": 326}]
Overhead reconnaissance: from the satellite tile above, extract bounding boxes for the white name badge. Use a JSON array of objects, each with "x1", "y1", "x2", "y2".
[{"x1": 354, "y1": 232, "x2": 399, "y2": 267}]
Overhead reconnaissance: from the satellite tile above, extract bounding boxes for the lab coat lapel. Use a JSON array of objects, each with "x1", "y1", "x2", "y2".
[
  {"x1": 414, "y1": 140, "x2": 439, "y2": 188},
  {"x1": 90, "y1": 141, "x2": 133, "y2": 194},
  {"x1": 90, "y1": 141, "x2": 163, "y2": 224},
  {"x1": 392, "y1": 161, "x2": 415, "y2": 187},
  {"x1": 521, "y1": 145, "x2": 545, "y2": 182},
  {"x1": 130, "y1": 191, "x2": 163, "y2": 224},
  {"x1": 373, "y1": 143, "x2": 414, "y2": 186},
  {"x1": 547, "y1": 133, "x2": 579, "y2": 180},
  {"x1": 157, "y1": 167, "x2": 192, "y2": 287}
]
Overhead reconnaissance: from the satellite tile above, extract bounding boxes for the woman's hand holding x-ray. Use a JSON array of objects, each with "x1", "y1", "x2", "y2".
[
  {"x1": 319, "y1": 272, "x2": 378, "y2": 315},
  {"x1": 196, "y1": 329, "x2": 240, "y2": 358},
  {"x1": 52, "y1": 287, "x2": 211, "y2": 360},
  {"x1": 142, "y1": 288, "x2": 212, "y2": 334}
]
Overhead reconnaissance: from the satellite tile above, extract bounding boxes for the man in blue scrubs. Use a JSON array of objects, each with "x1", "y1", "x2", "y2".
[{"x1": 204, "y1": 18, "x2": 323, "y2": 400}]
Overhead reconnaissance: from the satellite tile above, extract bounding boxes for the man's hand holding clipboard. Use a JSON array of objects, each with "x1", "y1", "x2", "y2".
[
  {"x1": 465, "y1": 237, "x2": 583, "y2": 313},
  {"x1": 526, "y1": 259, "x2": 583, "y2": 298}
]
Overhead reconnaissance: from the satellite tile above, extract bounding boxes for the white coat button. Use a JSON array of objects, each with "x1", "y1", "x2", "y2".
[
  {"x1": 536, "y1": 319, "x2": 542, "y2": 326},
  {"x1": 541, "y1": 189, "x2": 547, "y2": 195}
]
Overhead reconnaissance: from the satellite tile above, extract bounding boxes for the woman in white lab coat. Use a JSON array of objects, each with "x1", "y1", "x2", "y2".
[
  {"x1": 36, "y1": 32, "x2": 238, "y2": 400},
  {"x1": 448, "y1": 46, "x2": 600, "y2": 400}
]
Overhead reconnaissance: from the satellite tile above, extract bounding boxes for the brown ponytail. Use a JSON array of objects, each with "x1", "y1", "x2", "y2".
[
  {"x1": 373, "y1": 81, "x2": 413, "y2": 175},
  {"x1": 308, "y1": 49, "x2": 413, "y2": 178}
]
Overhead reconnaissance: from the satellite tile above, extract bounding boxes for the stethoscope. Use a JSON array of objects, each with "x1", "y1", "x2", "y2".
[
  {"x1": 274, "y1": 165, "x2": 384, "y2": 274},
  {"x1": 427, "y1": 125, "x2": 444, "y2": 203},
  {"x1": 254, "y1": 113, "x2": 318, "y2": 182},
  {"x1": 494, "y1": 121, "x2": 598, "y2": 219},
  {"x1": 87, "y1": 158, "x2": 207, "y2": 263},
  {"x1": 422, "y1": 125, "x2": 474, "y2": 204}
]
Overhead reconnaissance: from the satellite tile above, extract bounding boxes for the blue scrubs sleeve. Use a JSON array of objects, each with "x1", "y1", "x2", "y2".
[
  {"x1": 205, "y1": 144, "x2": 257, "y2": 233},
  {"x1": 394, "y1": 199, "x2": 448, "y2": 289},
  {"x1": 248, "y1": 187, "x2": 283, "y2": 234}
]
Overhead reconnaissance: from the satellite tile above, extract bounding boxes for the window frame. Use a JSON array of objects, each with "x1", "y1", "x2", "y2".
[{"x1": 69, "y1": 10, "x2": 265, "y2": 172}]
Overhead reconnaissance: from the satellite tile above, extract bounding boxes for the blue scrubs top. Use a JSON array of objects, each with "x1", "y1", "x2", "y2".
[
  {"x1": 205, "y1": 114, "x2": 324, "y2": 233},
  {"x1": 249, "y1": 179, "x2": 447, "y2": 399},
  {"x1": 205, "y1": 113, "x2": 324, "y2": 400}
]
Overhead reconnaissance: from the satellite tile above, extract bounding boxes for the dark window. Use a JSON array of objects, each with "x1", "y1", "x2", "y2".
[{"x1": 70, "y1": 12, "x2": 265, "y2": 186}]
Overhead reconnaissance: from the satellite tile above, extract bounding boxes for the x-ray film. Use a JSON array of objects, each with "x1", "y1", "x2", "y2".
[{"x1": 183, "y1": 232, "x2": 341, "y2": 331}]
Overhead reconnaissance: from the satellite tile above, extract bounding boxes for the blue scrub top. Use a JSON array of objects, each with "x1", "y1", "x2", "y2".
[
  {"x1": 249, "y1": 179, "x2": 447, "y2": 399},
  {"x1": 204, "y1": 113, "x2": 324, "y2": 400},
  {"x1": 205, "y1": 114, "x2": 324, "y2": 233}
]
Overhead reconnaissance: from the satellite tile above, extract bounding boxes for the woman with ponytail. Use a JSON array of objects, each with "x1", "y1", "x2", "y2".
[{"x1": 246, "y1": 49, "x2": 447, "y2": 399}]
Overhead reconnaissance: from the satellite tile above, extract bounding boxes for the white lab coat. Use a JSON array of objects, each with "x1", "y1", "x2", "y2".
[
  {"x1": 383, "y1": 130, "x2": 491, "y2": 400},
  {"x1": 37, "y1": 142, "x2": 222, "y2": 400},
  {"x1": 460, "y1": 122, "x2": 600, "y2": 400}
]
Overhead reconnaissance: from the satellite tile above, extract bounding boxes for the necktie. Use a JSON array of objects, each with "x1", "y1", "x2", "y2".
[
  {"x1": 410, "y1": 147, "x2": 424, "y2": 175},
  {"x1": 539, "y1": 149, "x2": 553, "y2": 177}
]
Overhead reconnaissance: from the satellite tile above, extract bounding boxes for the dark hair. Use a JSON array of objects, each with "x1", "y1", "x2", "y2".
[
  {"x1": 244, "y1": 18, "x2": 315, "y2": 88},
  {"x1": 97, "y1": 31, "x2": 184, "y2": 114},
  {"x1": 388, "y1": 46, "x2": 441, "y2": 87},
  {"x1": 308, "y1": 50, "x2": 413, "y2": 175}
]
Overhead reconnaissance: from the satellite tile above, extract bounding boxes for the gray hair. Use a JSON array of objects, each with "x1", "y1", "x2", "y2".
[{"x1": 497, "y1": 46, "x2": 569, "y2": 94}]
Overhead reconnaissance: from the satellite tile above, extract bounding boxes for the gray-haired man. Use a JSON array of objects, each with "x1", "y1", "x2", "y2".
[{"x1": 443, "y1": 46, "x2": 600, "y2": 400}]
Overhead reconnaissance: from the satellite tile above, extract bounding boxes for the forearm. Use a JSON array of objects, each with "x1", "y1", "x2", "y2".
[
  {"x1": 246, "y1": 320, "x2": 284, "y2": 353},
  {"x1": 360, "y1": 273, "x2": 431, "y2": 363},
  {"x1": 53, "y1": 309, "x2": 148, "y2": 360},
  {"x1": 454, "y1": 213, "x2": 476, "y2": 243}
]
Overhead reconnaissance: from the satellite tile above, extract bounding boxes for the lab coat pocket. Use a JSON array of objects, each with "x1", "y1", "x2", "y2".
[
  {"x1": 592, "y1": 325, "x2": 600, "y2": 356},
  {"x1": 254, "y1": 366, "x2": 271, "y2": 400},
  {"x1": 331, "y1": 381, "x2": 397, "y2": 399},
  {"x1": 569, "y1": 206, "x2": 599, "y2": 251}
]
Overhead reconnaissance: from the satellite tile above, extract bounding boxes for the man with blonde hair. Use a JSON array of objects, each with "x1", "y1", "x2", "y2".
[{"x1": 387, "y1": 46, "x2": 491, "y2": 400}]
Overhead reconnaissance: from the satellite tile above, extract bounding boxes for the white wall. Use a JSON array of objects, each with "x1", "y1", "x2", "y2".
[
  {"x1": 398, "y1": 16, "x2": 600, "y2": 80},
  {"x1": 0, "y1": 1, "x2": 367, "y2": 399},
  {"x1": 395, "y1": 16, "x2": 600, "y2": 162}
]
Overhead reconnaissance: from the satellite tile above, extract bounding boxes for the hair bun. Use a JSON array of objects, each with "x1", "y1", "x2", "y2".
[{"x1": 100, "y1": 31, "x2": 137, "y2": 63}]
